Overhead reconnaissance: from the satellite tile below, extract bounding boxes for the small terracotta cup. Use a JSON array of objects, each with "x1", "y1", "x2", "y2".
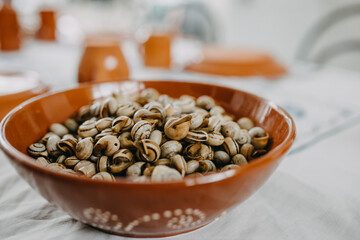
[
  {"x1": 36, "y1": 10, "x2": 56, "y2": 41},
  {"x1": 78, "y1": 36, "x2": 129, "y2": 83},
  {"x1": 141, "y1": 33, "x2": 172, "y2": 68},
  {"x1": 0, "y1": 2, "x2": 21, "y2": 51},
  {"x1": 0, "y1": 71, "x2": 49, "y2": 120}
]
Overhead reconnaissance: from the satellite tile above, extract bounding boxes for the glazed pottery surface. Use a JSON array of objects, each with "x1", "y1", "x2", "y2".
[
  {"x1": 0, "y1": 81, "x2": 295, "y2": 237},
  {"x1": 0, "y1": 71, "x2": 49, "y2": 120}
]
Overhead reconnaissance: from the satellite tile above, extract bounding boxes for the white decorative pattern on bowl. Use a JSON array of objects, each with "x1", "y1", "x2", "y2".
[{"x1": 82, "y1": 207, "x2": 206, "y2": 232}]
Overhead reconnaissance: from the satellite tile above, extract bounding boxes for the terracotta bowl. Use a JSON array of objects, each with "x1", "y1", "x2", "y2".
[
  {"x1": 0, "y1": 81, "x2": 295, "y2": 238},
  {"x1": 0, "y1": 71, "x2": 49, "y2": 120}
]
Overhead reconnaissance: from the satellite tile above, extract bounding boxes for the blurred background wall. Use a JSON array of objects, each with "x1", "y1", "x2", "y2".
[{"x1": 3, "y1": 0, "x2": 360, "y2": 71}]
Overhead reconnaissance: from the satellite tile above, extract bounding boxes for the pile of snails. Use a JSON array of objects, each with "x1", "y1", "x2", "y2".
[{"x1": 27, "y1": 88, "x2": 270, "y2": 182}]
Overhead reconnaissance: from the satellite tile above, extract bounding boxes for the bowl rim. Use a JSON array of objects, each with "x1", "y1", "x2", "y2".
[
  {"x1": 0, "y1": 70, "x2": 49, "y2": 100},
  {"x1": 0, "y1": 80, "x2": 296, "y2": 187}
]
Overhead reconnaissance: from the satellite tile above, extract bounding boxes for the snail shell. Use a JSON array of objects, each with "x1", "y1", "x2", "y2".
[
  {"x1": 209, "y1": 106, "x2": 225, "y2": 116},
  {"x1": 49, "y1": 123, "x2": 69, "y2": 137},
  {"x1": 126, "y1": 162, "x2": 146, "y2": 177},
  {"x1": 240, "y1": 143, "x2": 254, "y2": 160},
  {"x1": 184, "y1": 130, "x2": 208, "y2": 143},
  {"x1": 78, "y1": 119, "x2": 98, "y2": 138},
  {"x1": 157, "y1": 94, "x2": 173, "y2": 106},
  {"x1": 57, "y1": 137, "x2": 78, "y2": 156},
  {"x1": 237, "y1": 117, "x2": 254, "y2": 130},
  {"x1": 164, "y1": 115, "x2": 192, "y2": 140},
  {"x1": 214, "y1": 150, "x2": 230, "y2": 166},
  {"x1": 76, "y1": 137, "x2": 93, "y2": 160},
  {"x1": 74, "y1": 160, "x2": 96, "y2": 177},
  {"x1": 60, "y1": 169, "x2": 79, "y2": 175},
  {"x1": 249, "y1": 127, "x2": 266, "y2": 138},
  {"x1": 170, "y1": 154, "x2": 187, "y2": 176},
  {"x1": 154, "y1": 158, "x2": 172, "y2": 166},
  {"x1": 36, "y1": 157, "x2": 50, "y2": 166},
  {"x1": 93, "y1": 135, "x2": 120, "y2": 156},
  {"x1": 119, "y1": 132, "x2": 136, "y2": 150},
  {"x1": 189, "y1": 112, "x2": 204, "y2": 130},
  {"x1": 63, "y1": 118, "x2": 78, "y2": 133},
  {"x1": 235, "y1": 131, "x2": 251, "y2": 145},
  {"x1": 232, "y1": 154, "x2": 248, "y2": 166},
  {"x1": 222, "y1": 137, "x2": 240, "y2": 157},
  {"x1": 46, "y1": 135, "x2": 61, "y2": 157},
  {"x1": 150, "y1": 130, "x2": 162, "y2": 146},
  {"x1": 94, "y1": 129, "x2": 115, "y2": 143},
  {"x1": 47, "y1": 163, "x2": 66, "y2": 171},
  {"x1": 89, "y1": 101, "x2": 101, "y2": 117},
  {"x1": 112, "y1": 116, "x2": 134, "y2": 133},
  {"x1": 164, "y1": 104, "x2": 181, "y2": 118},
  {"x1": 110, "y1": 149, "x2": 134, "y2": 173},
  {"x1": 220, "y1": 114, "x2": 234, "y2": 123},
  {"x1": 135, "y1": 139, "x2": 160, "y2": 163},
  {"x1": 151, "y1": 165, "x2": 182, "y2": 182},
  {"x1": 77, "y1": 105, "x2": 91, "y2": 121},
  {"x1": 252, "y1": 149, "x2": 267, "y2": 158},
  {"x1": 160, "y1": 140, "x2": 182, "y2": 158},
  {"x1": 173, "y1": 97, "x2": 195, "y2": 113},
  {"x1": 207, "y1": 116, "x2": 222, "y2": 132},
  {"x1": 40, "y1": 132, "x2": 57, "y2": 144},
  {"x1": 196, "y1": 95, "x2": 215, "y2": 110},
  {"x1": 193, "y1": 107, "x2": 210, "y2": 118},
  {"x1": 96, "y1": 156, "x2": 109, "y2": 172},
  {"x1": 92, "y1": 172, "x2": 115, "y2": 181},
  {"x1": 183, "y1": 142, "x2": 213, "y2": 160},
  {"x1": 133, "y1": 109, "x2": 162, "y2": 124},
  {"x1": 116, "y1": 103, "x2": 138, "y2": 117},
  {"x1": 199, "y1": 160, "x2": 216, "y2": 173},
  {"x1": 129, "y1": 176, "x2": 150, "y2": 183},
  {"x1": 185, "y1": 160, "x2": 200, "y2": 175},
  {"x1": 100, "y1": 97, "x2": 117, "y2": 118},
  {"x1": 143, "y1": 165, "x2": 155, "y2": 177},
  {"x1": 140, "y1": 88, "x2": 159, "y2": 101},
  {"x1": 144, "y1": 101, "x2": 166, "y2": 120},
  {"x1": 56, "y1": 155, "x2": 66, "y2": 164},
  {"x1": 131, "y1": 120, "x2": 152, "y2": 141},
  {"x1": 206, "y1": 132, "x2": 225, "y2": 146},
  {"x1": 251, "y1": 133, "x2": 269, "y2": 149},
  {"x1": 113, "y1": 149, "x2": 133, "y2": 164},
  {"x1": 221, "y1": 164, "x2": 240, "y2": 171},
  {"x1": 95, "y1": 117, "x2": 113, "y2": 131},
  {"x1": 89, "y1": 155, "x2": 100, "y2": 163},
  {"x1": 64, "y1": 156, "x2": 80, "y2": 168},
  {"x1": 27, "y1": 143, "x2": 48, "y2": 158},
  {"x1": 185, "y1": 172, "x2": 203, "y2": 178},
  {"x1": 221, "y1": 121, "x2": 241, "y2": 139}
]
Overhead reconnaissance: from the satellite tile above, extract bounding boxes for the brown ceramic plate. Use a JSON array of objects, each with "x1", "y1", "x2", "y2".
[
  {"x1": 185, "y1": 46, "x2": 287, "y2": 78},
  {"x1": 0, "y1": 80, "x2": 295, "y2": 238}
]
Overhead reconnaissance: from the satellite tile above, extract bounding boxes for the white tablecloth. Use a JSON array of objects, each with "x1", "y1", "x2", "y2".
[{"x1": 1, "y1": 41, "x2": 360, "y2": 240}]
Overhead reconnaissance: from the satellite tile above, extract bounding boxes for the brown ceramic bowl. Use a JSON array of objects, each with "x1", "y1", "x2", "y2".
[
  {"x1": 0, "y1": 81, "x2": 295, "y2": 238},
  {"x1": 0, "y1": 70, "x2": 49, "y2": 120}
]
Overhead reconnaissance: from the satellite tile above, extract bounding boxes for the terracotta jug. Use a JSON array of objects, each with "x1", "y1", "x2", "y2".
[
  {"x1": 78, "y1": 37, "x2": 129, "y2": 83},
  {"x1": 0, "y1": 1, "x2": 21, "y2": 51},
  {"x1": 36, "y1": 10, "x2": 56, "y2": 41},
  {"x1": 141, "y1": 33, "x2": 172, "y2": 68}
]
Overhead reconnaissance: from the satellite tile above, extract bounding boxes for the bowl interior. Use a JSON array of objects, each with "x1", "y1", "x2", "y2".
[{"x1": 2, "y1": 80, "x2": 294, "y2": 175}]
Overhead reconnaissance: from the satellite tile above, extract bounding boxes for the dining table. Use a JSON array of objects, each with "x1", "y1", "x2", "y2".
[{"x1": 0, "y1": 39, "x2": 359, "y2": 240}]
